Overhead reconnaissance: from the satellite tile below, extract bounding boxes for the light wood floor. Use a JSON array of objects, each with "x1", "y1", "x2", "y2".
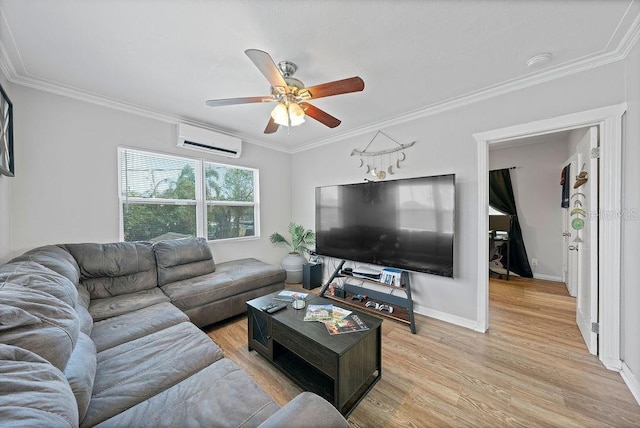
[{"x1": 206, "y1": 278, "x2": 639, "y2": 427}]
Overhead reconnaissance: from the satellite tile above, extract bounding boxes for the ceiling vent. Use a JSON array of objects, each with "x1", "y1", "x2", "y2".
[{"x1": 177, "y1": 124, "x2": 242, "y2": 158}]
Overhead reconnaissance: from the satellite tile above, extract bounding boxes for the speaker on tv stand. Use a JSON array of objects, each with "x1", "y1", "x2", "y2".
[{"x1": 303, "y1": 262, "x2": 323, "y2": 290}]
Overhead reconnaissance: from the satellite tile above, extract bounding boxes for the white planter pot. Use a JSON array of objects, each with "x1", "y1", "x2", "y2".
[{"x1": 281, "y1": 252, "x2": 306, "y2": 284}]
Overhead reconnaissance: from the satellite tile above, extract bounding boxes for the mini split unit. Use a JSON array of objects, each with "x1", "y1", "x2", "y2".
[{"x1": 177, "y1": 123, "x2": 242, "y2": 158}]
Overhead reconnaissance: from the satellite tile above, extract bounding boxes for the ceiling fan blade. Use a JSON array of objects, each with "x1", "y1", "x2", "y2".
[
  {"x1": 206, "y1": 96, "x2": 273, "y2": 107},
  {"x1": 245, "y1": 49, "x2": 288, "y2": 91},
  {"x1": 264, "y1": 117, "x2": 279, "y2": 134},
  {"x1": 302, "y1": 77, "x2": 364, "y2": 100},
  {"x1": 300, "y1": 102, "x2": 341, "y2": 128}
]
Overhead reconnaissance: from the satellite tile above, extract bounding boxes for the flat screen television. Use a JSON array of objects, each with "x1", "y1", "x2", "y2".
[{"x1": 315, "y1": 174, "x2": 455, "y2": 277}]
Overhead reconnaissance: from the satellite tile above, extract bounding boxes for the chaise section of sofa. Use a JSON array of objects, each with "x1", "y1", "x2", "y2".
[
  {"x1": 153, "y1": 237, "x2": 286, "y2": 327},
  {"x1": 0, "y1": 240, "x2": 348, "y2": 427}
]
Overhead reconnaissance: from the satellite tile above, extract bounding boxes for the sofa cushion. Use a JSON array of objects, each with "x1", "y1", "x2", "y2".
[
  {"x1": 95, "y1": 358, "x2": 279, "y2": 428},
  {"x1": 88, "y1": 287, "x2": 170, "y2": 322},
  {"x1": 64, "y1": 332, "x2": 97, "y2": 424},
  {"x1": 160, "y1": 258, "x2": 285, "y2": 311},
  {"x1": 76, "y1": 304, "x2": 93, "y2": 336},
  {"x1": 82, "y1": 322, "x2": 224, "y2": 427},
  {"x1": 257, "y1": 392, "x2": 350, "y2": 428},
  {"x1": 11, "y1": 244, "x2": 81, "y2": 285},
  {"x1": 0, "y1": 344, "x2": 79, "y2": 428},
  {"x1": 0, "y1": 303, "x2": 42, "y2": 334},
  {"x1": 0, "y1": 282, "x2": 79, "y2": 371},
  {"x1": 76, "y1": 283, "x2": 91, "y2": 309},
  {"x1": 153, "y1": 237, "x2": 216, "y2": 286},
  {"x1": 0, "y1": 261, "x2": 78, "y2": 308},
  {"x1": 65, "y1": 242, "x2": 157, "y2": 299},
  {"x1": 91, "y1": 302, "x2": 189, "y2": 352}
]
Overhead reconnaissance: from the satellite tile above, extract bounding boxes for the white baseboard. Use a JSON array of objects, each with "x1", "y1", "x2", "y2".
[
  {"x1": 621, "y1": 362, "x2": 640, "y2": 406},
  {"x1": 533, "y1": 273, "x2": 563, "y2": 282},
  {"x1": 413, "y1": 304, "x2": 478, "y2": 331}
]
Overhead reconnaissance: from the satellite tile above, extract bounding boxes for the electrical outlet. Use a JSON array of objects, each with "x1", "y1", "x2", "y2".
[{"x1": 531, "y1": 258, "x2": 538, "y2": 267}]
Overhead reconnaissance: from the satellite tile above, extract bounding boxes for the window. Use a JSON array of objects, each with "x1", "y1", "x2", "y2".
[
  {"x1": 119, "y1": 148, "x2": 259, "y2": 242},
  {"x1": 205, "y1": 163, "x2": 257, "y2": 240}
]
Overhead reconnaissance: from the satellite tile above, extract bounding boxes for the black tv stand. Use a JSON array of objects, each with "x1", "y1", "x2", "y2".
[{"x1": 319, "y1": 261, "x2": 417, "y2": 334}]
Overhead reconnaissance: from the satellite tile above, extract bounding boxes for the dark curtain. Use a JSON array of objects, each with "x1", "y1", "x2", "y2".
[{"x1": 489, "y1": 169, "x2": 533, "y2": 278}]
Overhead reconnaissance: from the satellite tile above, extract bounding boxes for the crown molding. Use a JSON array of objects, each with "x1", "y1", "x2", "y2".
[
  {"x1": 0, "y1": 33, "x2": 289, "y2": 154},
  {"x1": 618, "y1": 2, "x2": 640, "y2": 57},
  {"x1": 293, "y1": 4, "x2": 640, "y2": 153},
  {"x1": 0, "y1": 39, "x2": 15, "y2": 83},
  {"x1": 296, "y1": 48, "x2": 637, "y2": 154},
  {"x1": 1, "y1": 4, "x2": 638, "y2": 156}
]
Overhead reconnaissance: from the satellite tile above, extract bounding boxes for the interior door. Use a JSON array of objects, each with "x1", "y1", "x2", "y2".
[
  {"x1": 574, "y1": 126, "x2": 599, "y2": 355},
  {"x1": 562, "y1": 156, "x2": 578, "y2": 297}
]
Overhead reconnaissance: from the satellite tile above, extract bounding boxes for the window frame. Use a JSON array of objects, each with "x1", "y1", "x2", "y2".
[{"x1": 118, "y1": 147, "x2": 260, "y2": 243}]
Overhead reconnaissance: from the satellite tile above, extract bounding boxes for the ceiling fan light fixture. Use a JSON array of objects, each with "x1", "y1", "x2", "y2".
[
  {"x1": 271, "y1": 102, "x2": 305, "y2": 127},
  {"x1": 288, "y1": 102, "x2": 305, "y2": 126},
  {"x1": 271, "y1": 102, "x2": 289, "y2": 126}
]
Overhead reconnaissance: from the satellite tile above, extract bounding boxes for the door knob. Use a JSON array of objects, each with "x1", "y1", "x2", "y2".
[
  {"x1": 562, "y1": 232, "x2": 571, "y2": 237},
  {"x1": 569, "y1": 246, "x2": 578, "y2": 251}
]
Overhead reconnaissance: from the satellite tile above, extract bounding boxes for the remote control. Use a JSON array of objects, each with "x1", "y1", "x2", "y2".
[
  {"x1": 265, "y1": 303, "x2": 287, "y2": 314},
  {"x1": 261, "y1": 303, "x2": 277, "y2": 311}
]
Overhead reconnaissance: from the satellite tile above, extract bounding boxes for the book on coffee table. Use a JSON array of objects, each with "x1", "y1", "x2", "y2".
[
  {"x1": 325, "y1": 313, "x2": 369, "y2": 335},
  {"x1": 303, "y1": 304, "x2": 333, "y2": 321}
]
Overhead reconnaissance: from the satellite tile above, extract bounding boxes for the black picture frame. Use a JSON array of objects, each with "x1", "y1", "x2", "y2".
[{"x1": 0, "y1": 82, "x2": 14, "y2": 177}]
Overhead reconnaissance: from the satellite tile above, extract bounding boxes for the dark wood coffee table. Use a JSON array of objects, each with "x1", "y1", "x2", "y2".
[{"x1": 247, "y1": 291, "x2": 382, "y2": 416}]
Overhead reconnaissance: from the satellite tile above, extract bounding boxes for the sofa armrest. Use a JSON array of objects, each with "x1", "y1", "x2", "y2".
[{"x1": 258, "y1": 392, "x2": 349, "y2": 428}]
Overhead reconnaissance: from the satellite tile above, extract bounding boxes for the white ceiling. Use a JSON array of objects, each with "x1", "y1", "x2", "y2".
[{"x1": 0, "y1": 0, "x2": 638, "y2": 152}]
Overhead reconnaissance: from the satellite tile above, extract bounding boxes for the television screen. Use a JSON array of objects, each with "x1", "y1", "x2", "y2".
[{"x1": 315, "y1": 174, "x2": 455, "y2": 277}]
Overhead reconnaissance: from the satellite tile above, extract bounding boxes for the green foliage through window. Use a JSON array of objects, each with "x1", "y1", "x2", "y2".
[{"x1": 119, "y1": 148, "x2": 258, "y2": 242}]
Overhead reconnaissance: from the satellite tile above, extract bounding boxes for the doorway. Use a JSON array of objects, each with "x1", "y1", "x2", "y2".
[
  {"x1": 487, "y1": 126, "x2": 599, "y2": 356},
  {"x1": 474, "y1": 104, "x2": 626, "y2": 371}
]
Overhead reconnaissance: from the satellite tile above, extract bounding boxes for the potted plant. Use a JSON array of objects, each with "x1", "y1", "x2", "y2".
[{"x1": 270, "y1": 222, "x2": 315, "y2": 284}]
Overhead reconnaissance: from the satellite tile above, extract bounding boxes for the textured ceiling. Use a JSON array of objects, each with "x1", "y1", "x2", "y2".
[{"x1": 0, "y1": 0, "x2": 638, "y2": 152}]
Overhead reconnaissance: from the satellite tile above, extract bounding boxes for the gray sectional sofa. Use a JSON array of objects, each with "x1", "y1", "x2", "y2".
[{"x1": 0, "y1": 237, "x2": 349, "y2": 427}]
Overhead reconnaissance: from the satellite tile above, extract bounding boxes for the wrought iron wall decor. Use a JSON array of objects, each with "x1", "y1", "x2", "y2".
[
  {"x1": 351, "y1": 130, "x2": 415, "y2": 180},
  {"x1": 0, "y1": 83, "x2": 14, "y2": 177}
]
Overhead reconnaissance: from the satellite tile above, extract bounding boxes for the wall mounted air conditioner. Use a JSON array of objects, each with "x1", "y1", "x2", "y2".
[{"x1": 177, "y1": 123, "x2": 242, "y2": 158}]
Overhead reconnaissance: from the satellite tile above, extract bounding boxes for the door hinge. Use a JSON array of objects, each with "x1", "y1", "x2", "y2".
[
  {"x1": 591, "y1": 322, "x2": 600, "y2": 334},
  {"x1": 591, "y1": 147, "x2": 601, "y2": 159}
]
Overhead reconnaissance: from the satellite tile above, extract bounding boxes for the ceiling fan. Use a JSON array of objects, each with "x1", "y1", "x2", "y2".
[{"x1": 205, "y1": 49, "x2": 365, "y2": 134}]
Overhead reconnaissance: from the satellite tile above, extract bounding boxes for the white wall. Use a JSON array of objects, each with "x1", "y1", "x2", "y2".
[
  {"x1": 8, "y1": 85, "x2": 292, "y2": 266},
  {"x1": 621, "y1": 34, "x2": 640, "y2": 399},
  {"x1": 0, "y1": 76, "x2": 11, "y2": 263},
  {"x1": 292, "y1": 61, "x2": 626, "y2": 328},
  {"x1": 489, "y1": 138, "x2": 570, "y2": 280}
]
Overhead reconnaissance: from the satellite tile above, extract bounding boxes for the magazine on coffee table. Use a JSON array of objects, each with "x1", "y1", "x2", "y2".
[
  {"x1": 273, "y1": 290, "x2": 309, "y2": 302},
  {"x1": 303, "y1": 304, "x2": 333, "y2": 321},
  {"x1": 325, "y1": 313, "x2": 369, "y2": 335},
  {"x1": 328, "y1": 306, "x2": 352, "y2": 321}
]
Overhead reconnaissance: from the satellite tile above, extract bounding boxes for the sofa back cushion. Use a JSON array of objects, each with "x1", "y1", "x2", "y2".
[
  {"x1": 0, "y1": 261, "x2": 78, "y2": 308},
  {"x1": 65, "y1": 242, "x2": 157, "y2": 299},
  {"x1": 0, "y1": 283, "x2": 79, "y2": 372},
  {"x1": 11, "y1": 244, "x2": 81, "y2": 285},
  {"x1": 0, "y1": 344, "x2": 79, "y2": 428},
  {"x1": 154, "y1": 237, "x2": 216, "y2": 286}
]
